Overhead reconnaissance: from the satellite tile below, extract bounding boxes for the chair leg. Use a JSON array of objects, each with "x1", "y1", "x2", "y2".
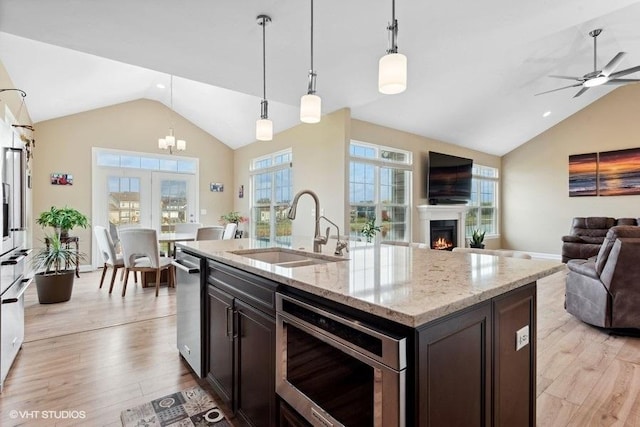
[
  {"x1": 120, "y1": 268, "x2": 125, "y2": 280},
  {"x1": 155, "y1": 268, "x2": 161, "y2": 297},
  {"x1": 99, "y1": 263, "x2": 108, "y2": 288},
  {"x1": 109, "y1": 266, "x2": 118, "y2": 294},
  {"x1": 122, "y1": 268, "x2": 130, "y2": 297},
  {"x1": 134, "y1": 271, "x2": 138, "y2": 284}
]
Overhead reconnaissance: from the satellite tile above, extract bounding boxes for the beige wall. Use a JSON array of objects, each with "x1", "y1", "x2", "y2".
[
  {"x1": 234, "y1": 109, "x2": 349, "y2": 240},
  {"x1": 233, "y1": 108, "x2": 502, "y2": 246},
  {"x1": 351, "y1": 119, "x2": 501, "y2": 245},
  {"x1": 502, "y1": 84, "x2": 640, "y2": 255},
  {"x1": 33, "y1": 99, "x2": 234, "y2": 259}
]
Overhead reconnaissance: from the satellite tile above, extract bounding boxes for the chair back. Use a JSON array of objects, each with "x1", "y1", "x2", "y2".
[
  {"x1": 174, "y1": 222, "x2": 202, "y2": 235},
  {"x1": 119, "y1": 228, "x2": 161, "y2": 268},
  {"x1": 222, "y1": 223, "x2": 238, "y2": 240},
  {"x1": 94, "y1": 225, "x2": 118, "y2": 265},
  {"x1": 196, "y1": 226, "x2": 225, "y2": 241}
]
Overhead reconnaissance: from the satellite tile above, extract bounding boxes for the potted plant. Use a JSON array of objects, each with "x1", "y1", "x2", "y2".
[
  {"x1": 361, "y1": 218, "x2": 382, "y2": 243},
  {"x1": 36, "y1": 206, "x2": 89, "y2": 237},
  {"x1": 470, "y1": 229, "x2": 486, "y2": 249},
  {"x1": 219, "y1": 211, "x2": 248, "y2": 225},
  {"x1": 32, "y1": 231, "x2": 86, "y2": 303}
]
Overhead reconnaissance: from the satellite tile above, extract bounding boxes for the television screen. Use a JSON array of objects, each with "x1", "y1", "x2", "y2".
[{"x1": 427, "y1": 151, "x2": 473, "y2": 204}]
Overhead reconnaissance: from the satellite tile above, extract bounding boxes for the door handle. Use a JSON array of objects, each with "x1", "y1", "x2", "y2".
[
  {"x1": 226, "y1": 306, "x2": 233, "y2": 341},
  {"x1": 171, "y1": 259, "x2": 199, "y2": 274}
]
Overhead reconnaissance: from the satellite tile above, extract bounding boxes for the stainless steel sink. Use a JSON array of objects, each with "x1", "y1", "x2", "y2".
[{"x1": 230, "y1": 248, "x2": 347, "y2": 268}]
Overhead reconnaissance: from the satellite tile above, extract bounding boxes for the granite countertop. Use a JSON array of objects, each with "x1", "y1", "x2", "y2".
[{"x1": 177, "y1": 237, "x2": 565, "y2": 328}]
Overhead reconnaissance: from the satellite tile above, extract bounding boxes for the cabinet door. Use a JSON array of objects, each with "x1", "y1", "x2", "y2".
[
  {"x1": 416, "y1": 301, "x2": 492, "y2": 427},
  {"x1": 492, "y1": 283, "x2": 536, "y2": 427},
  {"x1": 236, "y1": 299, "x2": 276, "y2": 427},
  {"x1": 207, "y1": 285, "x2": 235, "y2": 408}
]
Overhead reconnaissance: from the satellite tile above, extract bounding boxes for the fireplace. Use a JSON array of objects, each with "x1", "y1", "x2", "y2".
[
  {"x1": 417, "y1": 205, "x2": 468, "y2": 249},
  {"x1": 430, "y1": 220, "x2": 457, "y2": 251}
]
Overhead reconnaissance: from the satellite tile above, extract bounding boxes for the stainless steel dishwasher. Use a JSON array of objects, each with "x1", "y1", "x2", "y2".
[{"x1": 173, "y1": 248, "x2": 204, "y2": 377}]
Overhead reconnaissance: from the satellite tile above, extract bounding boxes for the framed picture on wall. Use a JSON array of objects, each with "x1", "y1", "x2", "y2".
[
  {"x1": 599, "y1": 148, "x2": 640, "y2": 196},
  {"x1": 51, "y1": 173, "x2": 73, "y2": 185},
  {"x1": 568, "y1": 153, "x2": 597, "y2": 197}
]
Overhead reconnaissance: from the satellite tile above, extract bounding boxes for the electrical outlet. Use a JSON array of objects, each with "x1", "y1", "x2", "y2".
[
  {"x1": 200, "y1": 209, "x2": 207, "y2": 215},
  {"x1": 516, "y1": 325, "x2": 529, "y2": 351}
]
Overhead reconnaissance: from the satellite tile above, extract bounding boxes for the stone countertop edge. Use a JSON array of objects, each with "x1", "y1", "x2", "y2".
[{"x1": 177, "y1": 239, "x2": 566, "y2": 328}]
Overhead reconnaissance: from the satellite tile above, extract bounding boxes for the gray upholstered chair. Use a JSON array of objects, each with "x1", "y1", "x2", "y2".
[
  {"x1": 565, "y1": 225, "x2": 640, "y2": 329},
  {"x1": 173, "y1": 222, "x2": 202, "y2": 235},
  {"x1": 119, "y1": 228, "x2": 175, "y2": 297},
  {"x1": 94, "y1": 225, "x2": 127, "y2": 293},
  {"x1": 196, "y1": 226, "x2": 224, "y2": 241}
]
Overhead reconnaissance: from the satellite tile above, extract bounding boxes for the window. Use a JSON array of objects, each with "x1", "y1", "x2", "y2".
[
  {"x1": 349, "y1": 141, "x2": 412, "y2": 242},
  {"x1": 251, "y1": 150, "x2": 293, "y2": 243},
  {"x1": 465, "y1": 165, "x2": 499, "y2": 237}
]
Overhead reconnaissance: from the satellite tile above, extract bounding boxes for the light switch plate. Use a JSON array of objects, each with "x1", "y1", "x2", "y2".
[
  {"x1": 516, "y1": 325, "x2": 529, "y2": 351},
  {"x1": 200, "y1": 209, "x2": 207, "y2": 215}
]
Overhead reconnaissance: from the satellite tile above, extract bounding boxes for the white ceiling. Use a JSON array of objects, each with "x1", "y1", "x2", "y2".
[{"x1": 1, "y1": 0, "x2": 640, "y2": 155}]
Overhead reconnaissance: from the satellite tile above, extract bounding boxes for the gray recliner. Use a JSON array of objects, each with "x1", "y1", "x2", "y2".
[{"x1": 565, "y1": 226, "x2": 640, "y2": 329}]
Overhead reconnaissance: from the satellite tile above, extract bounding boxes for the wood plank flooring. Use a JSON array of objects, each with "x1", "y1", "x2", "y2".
[{"x1": 2, "y1": 267, "x2": 640, "y2": 426}]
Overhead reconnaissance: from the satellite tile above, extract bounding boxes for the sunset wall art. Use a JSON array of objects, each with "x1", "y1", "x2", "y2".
[
  {"x1": 569, "y1": 148, "x2": 640, "y2": 197},
  {"x1": 569, "y1": 153, "x2": 598, "y2": 197},
  {"x1": 599, "y1": 148, "x2": 640, "y2": 196}
]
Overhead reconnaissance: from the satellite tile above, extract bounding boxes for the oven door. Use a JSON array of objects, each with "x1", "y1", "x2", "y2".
[{"x1": 276, "y1": 295, "x2": 406, "y2": 427}]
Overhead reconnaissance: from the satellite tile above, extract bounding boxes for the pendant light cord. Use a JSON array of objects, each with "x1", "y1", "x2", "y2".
[
  {"x1": 262, "y1": 17, "x2": 267, "y2": 101},
  {"x1": 307, "y1": 0, "x2": 317, "y2": 95},
  {"x1": 310, "y1": 0, "x2": 314, "y2": 72},
  {"x1": 387, "y1": 0, "x2": 398, "y2": 54}
]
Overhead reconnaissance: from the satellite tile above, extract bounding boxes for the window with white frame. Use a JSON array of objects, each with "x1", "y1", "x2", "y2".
[
  {"x1": 465, "y1": 164, "x2": 499, "y2": 237},
  {"x1": 349, "y1": 141, "x2": 412, "y2": 242},
  {"x1": 250, "y1": 150, "x2": 293, "y2": 243}
]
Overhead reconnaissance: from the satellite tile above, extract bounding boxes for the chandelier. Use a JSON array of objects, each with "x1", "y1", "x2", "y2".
[{"x1": 158, "y1": 75, "x2": 186, "y2": 154}]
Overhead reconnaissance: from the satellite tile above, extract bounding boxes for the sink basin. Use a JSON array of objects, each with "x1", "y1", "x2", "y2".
[{"x1": 230, "y1": 248, "x2": 347, "y2": 268}]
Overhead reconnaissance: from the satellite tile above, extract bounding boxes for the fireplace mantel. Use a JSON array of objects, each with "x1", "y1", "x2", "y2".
[{"x1": 416, "y1": 205, "x2": 468, "y2": 248}]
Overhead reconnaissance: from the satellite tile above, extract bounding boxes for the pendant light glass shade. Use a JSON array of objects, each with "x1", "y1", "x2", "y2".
[
  {"x1": 300, "y1": 93, "x2": 321, "y2": 123},
  {"x1": 256, "y1": 118, "x2": 273, "y2": 141},
  {"x1": 378, "y1": 52, "x2": 407, "y2": 94}
]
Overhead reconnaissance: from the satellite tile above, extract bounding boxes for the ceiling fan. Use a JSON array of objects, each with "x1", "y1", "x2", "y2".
[{"x1": 536, "y1": 29, "x2": 640, "y2": 98}]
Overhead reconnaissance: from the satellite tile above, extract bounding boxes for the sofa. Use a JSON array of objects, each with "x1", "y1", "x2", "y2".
[
  {"x1": 561, "y1": 217, "x2": 638, "y2": 263},
  {"x1": 565, "y1": 226, "x2": 640, "y2": 329}
]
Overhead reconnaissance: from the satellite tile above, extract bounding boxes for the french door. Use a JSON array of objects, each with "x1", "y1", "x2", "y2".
[{"x1": 92, "y1": 160, "x2": 197, "y2": 267}]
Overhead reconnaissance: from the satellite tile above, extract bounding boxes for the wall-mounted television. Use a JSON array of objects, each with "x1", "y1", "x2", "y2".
[{"x1": 427, "y1": 151, "x2": 473, "y2": 204}]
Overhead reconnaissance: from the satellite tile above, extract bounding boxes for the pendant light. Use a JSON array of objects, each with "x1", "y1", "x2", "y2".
[
  {"x1": 378, "y1": 0, "x2": 407, "y2": 94},
  {"x1": 256, "y1": 15, "x2": 273, "y2": 141},
  {"x1": 158, "y1": 75, "x2": 186, "y2": 154},
  {"x1": 300, "y1": 0, "x2": 321, "y2": 123}
]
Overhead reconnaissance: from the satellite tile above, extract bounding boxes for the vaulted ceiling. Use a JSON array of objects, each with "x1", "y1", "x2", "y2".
[{"x1": 1, "y1": 0, "x2": 640, "y2": 155}]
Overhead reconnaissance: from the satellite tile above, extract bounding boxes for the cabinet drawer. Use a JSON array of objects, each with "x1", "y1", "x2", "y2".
[{"x1": 207, "y1": 260, "x2": 278, "y2": 315}]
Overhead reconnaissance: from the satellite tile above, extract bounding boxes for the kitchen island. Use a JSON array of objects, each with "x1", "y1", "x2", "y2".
[{"x1": 176, "y1": 237, "x2": 564, "y2": 427}]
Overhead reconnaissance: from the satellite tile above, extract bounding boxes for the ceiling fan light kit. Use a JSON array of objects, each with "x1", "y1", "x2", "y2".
[
  {"x1": 379, "y1": 0, "x2": 407, "y2": 94},
  {"x1": 536, "y1": 28, "x2": 640, "y2": 98}
]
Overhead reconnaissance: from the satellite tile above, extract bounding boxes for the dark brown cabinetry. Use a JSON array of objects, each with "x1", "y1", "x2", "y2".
[
  {"x1": 415, "y1": 282, "x2": 536, "y2": 427},
  {"x1": 206, "y1": 261, "x2": 277, "y2": 427}
]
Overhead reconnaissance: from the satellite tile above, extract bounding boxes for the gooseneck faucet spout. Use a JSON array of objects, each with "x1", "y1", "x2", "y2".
[{"x1": 287, "y1": 189, "x2": 322, "y2": 252}]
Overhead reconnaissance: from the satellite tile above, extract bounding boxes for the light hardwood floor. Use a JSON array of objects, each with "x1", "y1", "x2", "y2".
[{"x1": 2, "y1": 267, "x2": 640, "y2": 426}]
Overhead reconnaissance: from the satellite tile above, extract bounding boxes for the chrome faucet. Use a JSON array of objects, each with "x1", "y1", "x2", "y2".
[
  {"x1": 287, "y1": 189, "x2": 324, "y2": 252},
  {"x1": 318, "y1": 215, "x2": 349, "y2": 256}
]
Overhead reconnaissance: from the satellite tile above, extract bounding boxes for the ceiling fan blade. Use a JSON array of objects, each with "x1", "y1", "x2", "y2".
[
  {"x1": 573, "y1": 87, "x2": 589, "y2": 98},
  {"x1": 535, "y1": 83, "x2": 582, "y2": 96},
  {"x1": 609, "y1": 65, "x2": 640, "y2": 79},
  {"x1": 603, "y1": 78, "x2": 640, "y2": 85},
  {"x1": 549, "y1": 75, "x2": 582, "y2": 81},
  {"x1": 601, "y1": 52, "x2": 626, "y2": 76}
]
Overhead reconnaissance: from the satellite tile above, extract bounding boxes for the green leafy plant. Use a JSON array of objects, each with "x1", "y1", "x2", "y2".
[
  {"x1": 36, "y1": 206, "x2": 89, "y2": 233},
  {"x1": 32, "y1": 232, "x2": 85, "y2": 275},
  {"x1": 220, "y1": 211, "x2": 248, "y2": 224},
  {"x1": 361, "y1": 218, "x2": 382, "y2": 243},
  {"x1": 470, "y1": 229, "x2": 486, "y2": 246}
]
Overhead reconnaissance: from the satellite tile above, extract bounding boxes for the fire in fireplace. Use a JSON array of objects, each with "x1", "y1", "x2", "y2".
[{"x1": 430, "y1": 220, "x2": 457, "y2": 251}]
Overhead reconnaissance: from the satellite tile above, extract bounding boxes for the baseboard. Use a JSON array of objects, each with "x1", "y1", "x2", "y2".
[
  {"x1": 79, "y1": 264, "x2": 94, "y2": 273},
  {"x1": 526, "y1": 252, "x2": 562, "y2": 261}
]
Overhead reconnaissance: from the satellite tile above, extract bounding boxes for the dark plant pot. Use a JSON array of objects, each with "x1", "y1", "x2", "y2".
[
  {"x1": 35, "y1": 270, "x2": 75, "y2": 304},
  {"x1": 470, "y1": 243, "x2": 485, "y2": 249}
]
